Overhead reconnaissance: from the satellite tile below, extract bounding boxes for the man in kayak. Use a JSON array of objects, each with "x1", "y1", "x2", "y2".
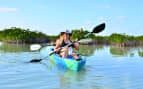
[{"x1": 54, "y1": 30, "x2": 81, "y2": 61}]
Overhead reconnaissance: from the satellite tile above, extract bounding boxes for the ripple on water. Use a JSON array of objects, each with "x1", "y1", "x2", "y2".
[{"x1": 0, "y1": 45, "x2": 143, "y2": 89}]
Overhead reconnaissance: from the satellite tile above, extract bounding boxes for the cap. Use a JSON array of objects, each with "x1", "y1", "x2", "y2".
[{"x1": 60, "y1": 29, "x2": 72, "y2": 36}]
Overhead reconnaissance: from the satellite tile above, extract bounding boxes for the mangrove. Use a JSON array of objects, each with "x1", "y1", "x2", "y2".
[{"x1": 0, "y1": 27, "x2": 143, "y2": 46}]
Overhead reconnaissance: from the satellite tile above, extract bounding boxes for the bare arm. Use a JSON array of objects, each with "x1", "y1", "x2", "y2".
[
  {"x1": 73, "y1": 41, "x2": 79, "y2": 50},
  {"x1": 54, "y1": 40, "x2": 61, "y2": 52}
]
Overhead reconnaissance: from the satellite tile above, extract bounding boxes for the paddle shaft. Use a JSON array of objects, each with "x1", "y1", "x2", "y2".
[
  {"x1": 49, "y1": 31, "x2": 94, "y2": 55},
  {"x1": 29, "y1": 32, "x2": 94, "y2": 62},
  {"x1": 29, "y1": 23, "x2": 105, "y2": 62}
]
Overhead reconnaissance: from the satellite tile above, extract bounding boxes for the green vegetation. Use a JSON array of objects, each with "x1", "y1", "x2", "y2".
[
  {"x1": 109, "y1": 33, "x2": 127, "y2": 43},
  {"x1": 71, "y1": 28, "x2": 95, "y2": 40},
  {"x1": 0, "y1": 27, "x2": 143, "y2": 46},
  {"x1": 71, "y1": 29, "x2": 143, "y2": 45},
  {"x1": 136, "y1": 36, "x2": 143, "y2": 42},
  {"x1": 47, "y1": 35, "x2": 59, "y2": 42},
  {"x1": 109, "y1": 33, "x2": 136, "y2": 43},
  {"x1": 0, "y1": 27, "x2": 50, "y2": 43}
]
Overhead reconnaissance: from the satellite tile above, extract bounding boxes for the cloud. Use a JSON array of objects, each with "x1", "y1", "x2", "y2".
[{"x1": 0, "y1": 8, "x2": 18, "y2": 12}]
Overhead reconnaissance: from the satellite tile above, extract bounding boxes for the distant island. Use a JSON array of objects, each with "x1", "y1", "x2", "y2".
[{"x1": 0, "y1": 27, "x2": 143, "y2": 46}]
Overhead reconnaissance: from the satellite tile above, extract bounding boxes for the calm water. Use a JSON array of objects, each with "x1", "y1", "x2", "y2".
[{"x1": 0, "y1": 42, "x2": 143, "y2": 89}]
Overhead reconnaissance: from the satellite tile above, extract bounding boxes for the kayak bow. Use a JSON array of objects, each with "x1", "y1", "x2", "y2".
[{"x1": 49, "y1": 53, "x2": 86, "y2": 71}]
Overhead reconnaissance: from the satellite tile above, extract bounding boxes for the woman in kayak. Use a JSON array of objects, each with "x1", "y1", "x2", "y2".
[{"x1": 54, "y1": 30, "x2": 81, "y2": 61}]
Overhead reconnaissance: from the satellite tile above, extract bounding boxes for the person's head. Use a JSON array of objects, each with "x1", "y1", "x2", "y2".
[{"x1": 60, "y1": 30, "x2": 72, "y2": 40}]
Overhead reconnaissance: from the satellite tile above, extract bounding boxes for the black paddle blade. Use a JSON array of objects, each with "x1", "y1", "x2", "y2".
[
  {"x1": 30, "y1": 59, "x2": 43, "y2": 63},
  {"x1": 92, "y1": 23, "x2": 105, "y2": 33}
]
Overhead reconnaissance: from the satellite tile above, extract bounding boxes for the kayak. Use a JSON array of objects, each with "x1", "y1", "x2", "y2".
[{"x1": 49, "y1": 54, "x2": 86, "y2": 71}]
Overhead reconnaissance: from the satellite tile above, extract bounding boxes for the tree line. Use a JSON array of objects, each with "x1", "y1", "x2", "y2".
[
  {"x1": 0, "y1": 27, "x2": 50, "y2": 43},
  {"x1": 0, "y1": 27, "x2": 143, "y2": 45}
]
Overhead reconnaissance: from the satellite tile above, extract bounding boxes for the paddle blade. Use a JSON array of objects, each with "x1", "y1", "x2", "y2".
[
  {"x1": 29, "y1": 59, "x2": 43, "y2": 63},
  {"x1": 92, "y1": 23, "x2": 105, "y2": 33},
  {"x1": 30, "y1": 44, "x2": 41, "y2": 51}
]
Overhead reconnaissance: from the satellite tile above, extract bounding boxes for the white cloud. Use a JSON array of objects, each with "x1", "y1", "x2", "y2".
[{"x1": 0, "y1": 8, "x2": 18, "y2": 12}]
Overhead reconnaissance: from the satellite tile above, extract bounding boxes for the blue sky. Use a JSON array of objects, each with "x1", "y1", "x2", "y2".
[{"x1": 0, "y1": 0, "x2": 143, "y2": 36}]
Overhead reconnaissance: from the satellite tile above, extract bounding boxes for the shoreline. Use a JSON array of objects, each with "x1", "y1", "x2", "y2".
[
  {"x1": 1, "y1": 27, "x2": 143, "y2": 47},
  {"x1": 1, "y1": 41, "x2": 143, "y2": 47}
]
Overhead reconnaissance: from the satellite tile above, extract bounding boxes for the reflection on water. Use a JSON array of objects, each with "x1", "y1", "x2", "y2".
[
  {"x1": 0, "y1": 42, "x2": 143, "y2": 57},
  {"x1": 42, "y1": 59, "x2": 87, "y2": 89},
  {"x1": 109, "y1": 46, "x2": 143, "y2": 58},
  {"x1": 75, "y1": 45, "x2": 104, "y2": 56},
  {"x1": 0, "y1": 41, "x2": 2, "y2": 46},
  {"x1": 138, "y1": 47, "x2": 143, "y2": 57},
  {"x1": 0, "y1": 43, "x2": 30, "y2": 53},
  {"x1": 110, "y1": 46, "x2": 134, "y2": 57},
  {"x1": 0, "y1": 42, "x2": 143, "y2": 89}
]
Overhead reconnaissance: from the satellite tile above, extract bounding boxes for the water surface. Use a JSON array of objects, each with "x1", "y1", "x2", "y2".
[{"x1": 0, "y1": 42, "x2": 143, "y2": 89}]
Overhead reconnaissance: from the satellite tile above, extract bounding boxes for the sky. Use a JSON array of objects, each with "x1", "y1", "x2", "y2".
[{"x1": 0, "y1": 0, "x2": 143, "y2": 36}]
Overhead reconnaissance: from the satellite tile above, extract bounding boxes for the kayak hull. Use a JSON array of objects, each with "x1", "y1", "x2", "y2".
[{"x1": 49, "y1": 54, "x2": 86, "y2": 71}]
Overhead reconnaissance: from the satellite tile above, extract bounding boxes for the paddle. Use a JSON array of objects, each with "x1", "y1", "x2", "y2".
[
  {"x1": 78, "y1": 23, "x2": 105, "y2": 41},
  {"x1": 30, "y1": 43, "x2": 52, "y2": 51},
  {"x1": 29, "y1": 23, "x2": 105, "y2": 62}
]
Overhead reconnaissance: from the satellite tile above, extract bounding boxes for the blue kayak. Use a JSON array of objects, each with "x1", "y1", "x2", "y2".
[{"x1": 49, "y1": 54, "x2": 86, "y2": 71}]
